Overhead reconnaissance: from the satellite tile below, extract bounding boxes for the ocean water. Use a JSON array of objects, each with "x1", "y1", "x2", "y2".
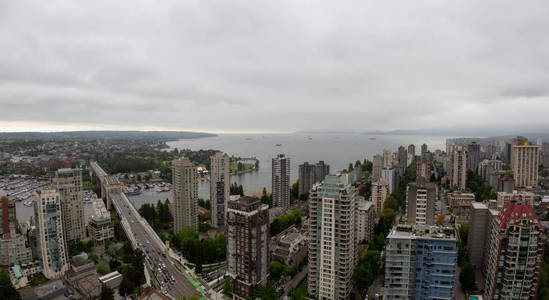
[{"x1": 167, "y1": 133, "x2": 448, "y2": 199}]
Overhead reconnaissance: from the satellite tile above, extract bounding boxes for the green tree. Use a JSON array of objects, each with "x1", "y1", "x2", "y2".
[
  {"x1": 352, "y1": 250, "x2": 381, "y2": 294},
  {"x1": 0, "y1": 269, "x2": 21, "y2": 300},
  {"x1": 459, "y1": 262, "x2": 476, "y2": 291},
  {"x1": 255, "y1": 284, "x2": 277, "y2": 300},
  {"x1": 99, "y1": 286, "x2": 114, "y2": 300},
  {"x1": 222, "y1": 278, "x2": 232, "y2": 296},
  {"x1": 97, "y1": 263, "x2": 110, "y2": 275},
  {"x1": 260, "y1": 187, "x2": 272, "y2": 207}
]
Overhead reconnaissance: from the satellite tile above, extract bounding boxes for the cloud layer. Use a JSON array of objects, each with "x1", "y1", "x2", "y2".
[{"x1": 1, "y1": 0, "x2": 549, "y2": 133}]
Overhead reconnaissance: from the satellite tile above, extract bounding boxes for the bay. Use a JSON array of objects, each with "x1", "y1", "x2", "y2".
[{"x1": 167, "y1": 133, "x2": 449, "y2": 199}]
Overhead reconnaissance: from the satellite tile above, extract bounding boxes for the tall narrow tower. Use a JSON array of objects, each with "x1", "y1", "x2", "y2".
[
  {"x1": 450, "y1": 146, "x2": 467, "y2": 190},
  {"x1": 511, "y1": 142, "x2": 540, "y2": 188},
  {"x1": 272, "y1": 154, "x2": 290, "y2": 208},
  {"x1": 210, "y1": 152, "x2": 230, "y2": 227},
  {"x1": 308, "y1": 174, "x2": 357, "y2": 300},
  {"x1": 35, "y1": 190, "x2": 69, "y2": 279},
  {"x1": 172, "y1": 158, "x2": 198, "y2": 233},
  {"x1": 226, "y1": 196, "x2": 270, "y2": 298},
  {"x1": 54, "y1": 168, "x2": 85, "y2": 250}
]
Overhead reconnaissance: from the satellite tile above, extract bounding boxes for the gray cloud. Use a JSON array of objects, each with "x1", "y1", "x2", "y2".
[{"x1": 1, "y1": 0, "x2": 549, "y2": 133}]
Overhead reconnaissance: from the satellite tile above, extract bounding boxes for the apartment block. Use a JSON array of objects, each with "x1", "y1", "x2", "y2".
[
  {"x1": 210, "y1": 152, "x2": 230, "y2": 227},
  {"x1": 88, "y1": 200, "x2": 114, "y2": 244},
  {"x1": 308, "y1": 174, "x2": 357, "y2": 300},
  {"x1": 405, "y1": 179, "x2": 436, "y2": 225},
  {"x1": 467, "y1": 202, "x2": 490, "y2": 268},
  {"x1": 357, "y1": 200, "x2": 375, "y2": 243},
  {"x1": 448, "y1": 192, "x2": 475, "y2": 218},
  {"x1": 415, "y1": 158, "x2": 431, "y2": 182},
  {"x1": 511, "y1": 142, "x2": 540, "y2": 188},
  {"x1": 226, "y1": 196, "x2": 270, "y2": 299},
  {"x1": 408, "y1": 144, "x2": 416, "y2": 158},
  {"x1": 272, "y1": 231, "x2": 307, "y2": 269},
  {"x1": 450, "y1": 146, "x2": 467, "y2": 191},
  {"x1": 384, "y1": 224, "x2": 457, "y2": 300},
  {"x1": 372, "y1": 154, "x2": 383, "y2": 181},
  {"x1": 371, "y1": 180, "x2": 388, "y2": 215},
  {"x1": 1, "y1": 196, "x2": 16, "y2": 236},
  {"x1": 172, "y1": 158, "x2": 198, "y2": 233},
  {"x1": 383, "y1": 150, "x2": 393, "y2": 169},
  {"x1": 382, "y1": 168, "x2": 398, "y2": 194},
  {"x1": 272, "y1": 154, "x2": 290, "y2": 208},
  {"x1": 398, "y1": 146, "x2": 408, "y2": 176},
  {"x1": 479, "y1": 159, "x2": 503, "y2": 181},
  {"x1": 298, "y1": 161, "x2": 329, "y2": 197},
  {"x1": 496, "y1": 191, "x2": 535, "y2": 209},
  {"x1": 467, "y1": 142, "x2": 481, "y2": 171},
  {"x1": 483, "y1": 202, "x2": 544, "y2": 299},
  {"x1": 34, "y1": 190, "x2": 69, "y2": 279},
  {"x1": 54, "y1": 168, "x2": 85, "y2": 249},
  {"x1": 421, "y1": 143, "x2": 428, "y2": 158}
]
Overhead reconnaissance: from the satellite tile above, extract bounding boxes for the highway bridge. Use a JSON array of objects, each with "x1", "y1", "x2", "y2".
[{"x1": 90, "y1": 162, "x2": 210, "y2": 299}]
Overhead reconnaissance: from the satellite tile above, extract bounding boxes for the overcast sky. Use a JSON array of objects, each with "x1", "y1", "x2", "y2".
[{"x1": 1, "y1": 1, "x2": 548, "y2": 134}]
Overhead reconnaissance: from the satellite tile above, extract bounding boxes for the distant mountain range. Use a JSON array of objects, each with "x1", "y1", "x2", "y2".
[
  {"x1": 0, "y1": 131, "x2": 216, "y2": 142},
  {"x1": 297, "y1": 125, "x2": 549, "y2": 139}
]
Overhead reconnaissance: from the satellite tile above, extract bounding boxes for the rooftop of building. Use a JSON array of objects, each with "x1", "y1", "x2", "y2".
[
  {"x1": 98, "y1": 271, "x2": 122, "y2": 282},
  {"x1": 471, "y1": 202, "x2": 488, "y2": 209},
  {"x1": 407, "y1": 179, "x2": 436, "y2": 189},
  {"x1": 228, "y1": 196, "x2": 266, "y2": 212},
  {"x1": 358, "y1": 200, "x2": 373, "y2": 211},
  {"x1": 139, "y1": 289, "x2": 170, "y2": 300},
  {"x1": 90, "y1": 199, "x2": 110, "y2": 221},
  {"x1": 311, "y1": 173, "x2": 353, "y2": 195},
  {"x1": 497, "y1": 190, "x2": 536, "y2": 196},
  {"x1": 57, "y1": 167, "x2": 81, "y2": 173},
  {"x1": 496, "y1": 202, "x2": 540, "y2": 229},
  {"x1": 448, "y1": 192, "x2": 476, "y2": 197},
  {"x1": 279, "y1": 231, "x2": 305, "y2": 245},
  {"x1": 389, "y1": 224, "x2": 456, "y2": 240}
]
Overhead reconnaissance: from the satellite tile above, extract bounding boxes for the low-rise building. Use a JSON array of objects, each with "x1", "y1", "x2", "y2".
[
  {"x1": 496, "y1": 191, "x2": 535, "y2": 208},
  {"x1": 9, "y1": 261, "x2": 41, "y2": 289},
  {"x1": 0, "y1": 196, "x2": 32, "y2": 267},
  {"x1": 448, "y1": 192, "x2": 475, "y2": 220},
  {"x1": 272, "y1": 231, "x2": 307, "y2": 269},
  {"x1": 99, "y1": 271, "x2": 123, "y2": 290},
  {"x1": 88, "y1": 200, "x2": 114, "y2": 244},
  {"x1": 0, "y1": 233, "x2": 33, "y2": 267}
]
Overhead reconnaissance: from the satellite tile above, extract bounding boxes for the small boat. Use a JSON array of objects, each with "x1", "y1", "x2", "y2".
[
  {"x1": 368, "y1": 137, "x2": 377, "y2": 140},
  {"x1": 275, "y1": 143, "x2": 282, "y2": 146}
]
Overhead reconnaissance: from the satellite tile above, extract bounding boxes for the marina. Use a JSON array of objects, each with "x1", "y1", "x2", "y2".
[{"x1": 0, "y1": 176, "x2": 52, "y2": 202}]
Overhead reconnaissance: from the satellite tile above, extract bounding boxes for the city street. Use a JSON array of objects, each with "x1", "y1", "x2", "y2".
[{"x1": 91, "y1": 162, "x2": 210, "y2": 299}]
